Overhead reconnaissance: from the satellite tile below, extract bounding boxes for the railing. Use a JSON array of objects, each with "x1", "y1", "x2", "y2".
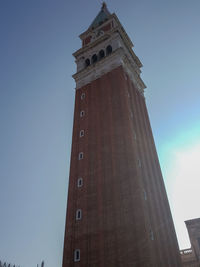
[
  {"x1": 180, "y1": 248, "x2": 193, "y2": 255},
  {"x1": 0, "y1": 261, "x2": 44, "y2": 267},
  {"x1": 0, "y1": 263, "x2": 20, "y2": 267}
]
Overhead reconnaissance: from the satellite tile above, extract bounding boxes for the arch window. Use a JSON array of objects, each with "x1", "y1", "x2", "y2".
[
  {"x1": 99, "y1": 50, "x2": 105, "y2": 59},
  {"x1": 80, "y1": 130, "x2": 84, "y2": 137},
  {"x1": 77, "y1": 177, "x2": 83, "y2": 188},
  {"x1": 106, "y1": 45, "x2": 112, "y2": 55},
  {"x1": 76, "y1": 209, "x2": 82, "y2": 220},
  {"x1": 92, "y1": 54, "x2": 98, "y2": 64},
  {"x1": 79, "y1": 152, "x2": 84, "y2": 160},
  {"x1": 85, "y1": 58, "x2": 90, "y2": 67},
  {"x1": 80, "y1": 110, "x2": 85, "y2": 117},
  {"x1": 81, "y1": 92, "x2": 85, "y2": 100},
  {"x1": 74, "y1": 249, "x2": 80, "y2": 262},
  {"x1": 150, "y1": 229, "x2": 154, "y2": 241},
  {"x1": 138, "y1": 159, "x2": 141, "y2": 168},
  {"x1": 143, "y1": 190, "x2": 147, "y2": 200}
]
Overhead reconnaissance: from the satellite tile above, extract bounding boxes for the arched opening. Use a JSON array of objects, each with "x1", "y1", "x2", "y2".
[
  {"x1": 92, "y1": 54, "x2": 98, "y2": 64},
  {"x1": 76, "y1": 209, "x2": 82, "y2": 220},
  {"x1": 99, "y1": 50, "x2": 105, "y2": 60},
  {"x1": 106, "y1": 45, "x2": 112, "y2": 55},
  {"x1": 74, "y1": 249, "x2": 80, "y2": 262},
  {"x1": 85, "y1": 58, "x2": 90, "y2": 67},
  {"x1": 77, "y1": 177, "x2": 83, "y2": 187}
]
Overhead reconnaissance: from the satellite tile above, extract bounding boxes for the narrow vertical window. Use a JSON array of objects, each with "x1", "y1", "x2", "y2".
[
  {"x1": 133, "y1": 132, "x2": 137, "y2": 140},
  {"x1": 76, "y1": 209, "x2": 82, "y2": 220},
  {"x1": 150, "y1": 229, "x2": 154, "y2": 240},
  {"x1": 99, "y1": 49, "x2": 105, "y2": 59},
  {"x1": 81, "y1": 93, "x2": 85, "y2": 100},
  {"x1": 80, "y1": 110, "x2": 85, "y2": 117},
  {"x1": 138, "y1": 159, "x2": 141, "y2": 168},
  {"x1": 143, "y1": 190, "x2": 147, "y2": 200},
  {"x1": 80, "y1": 130, "x2": 84, "y2": 137},
  {"x1": 92, "y1": 54, "x2": 98, "y2": 63},
  {"x1": 74, "y1": 249, "x2": 80, "y2": 262},
  {"x1": 78, "y1": 152, "x2": 84, "y2": 160},
  {"x1": 77, "y1": 177, "x2": 83, "y2": 188},
  {"x1": 106, "y1": 45, "x2": 112, "y2": 55},
  {"x1": 85, "y1": 58, "x2": 90, "y2": 67}
]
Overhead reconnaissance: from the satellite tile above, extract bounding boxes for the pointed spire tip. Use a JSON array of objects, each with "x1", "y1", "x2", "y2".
[{"x1": 102, "y1": 2, "x2": 107, "y2": 10}]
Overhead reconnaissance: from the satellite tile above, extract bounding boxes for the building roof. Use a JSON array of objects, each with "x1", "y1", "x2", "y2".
[
  {"x1": 185, "y1": 218, "x2": 200, "y2": 226},
  {"x1": 89, "y1": 2, "x2": 111, "y2": 30}
]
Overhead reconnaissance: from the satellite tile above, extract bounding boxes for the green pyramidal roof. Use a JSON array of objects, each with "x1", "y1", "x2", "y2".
[{"x1": 89, "y1": 2, "x2": 111, "y2": 30}]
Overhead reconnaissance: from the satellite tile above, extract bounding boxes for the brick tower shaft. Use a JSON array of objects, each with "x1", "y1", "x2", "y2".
[{"x1": 63, "y1": 3, "x2": 182, "y2": 267}]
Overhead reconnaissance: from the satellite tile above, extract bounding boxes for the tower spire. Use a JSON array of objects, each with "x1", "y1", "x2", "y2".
[
  {"x1": 102, "y1": 1, "x2": 106, "y2": 9},
  {"x1": 88, "y1": 1, "x2": 111, "y2": 29},
  {"x1": 101, "y1": 1, "x2": 109, "y2": 13}
]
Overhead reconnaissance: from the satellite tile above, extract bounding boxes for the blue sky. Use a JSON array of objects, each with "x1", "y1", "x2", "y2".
[{"x1": 0, "y1": 0, "x2": 200, "y2": 266}]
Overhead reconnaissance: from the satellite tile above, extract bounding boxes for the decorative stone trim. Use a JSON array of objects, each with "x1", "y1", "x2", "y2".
[
  {"x1": 73, "y1": 13, "x2": 146, "y2": 95},
  {"x1": 73, "y1": 47, "x2": 146, "y2": 95}
]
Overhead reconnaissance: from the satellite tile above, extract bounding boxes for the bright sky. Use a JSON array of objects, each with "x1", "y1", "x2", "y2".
[
  {"x1": 0, "y1": 0, "x2": 200, "y2": 266},
  {"x1": 158, "y1": 126, "x2": 200, "y2": 249}
]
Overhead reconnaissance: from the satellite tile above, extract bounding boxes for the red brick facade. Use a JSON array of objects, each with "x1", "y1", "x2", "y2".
[{"x1": 62, "y1": 66, "x2": 182, "y2": 266}]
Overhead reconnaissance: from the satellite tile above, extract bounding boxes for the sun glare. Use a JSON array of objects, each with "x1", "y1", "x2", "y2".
[{"x1": 166, "y1": 142, "x2": 200, "y2": 249}]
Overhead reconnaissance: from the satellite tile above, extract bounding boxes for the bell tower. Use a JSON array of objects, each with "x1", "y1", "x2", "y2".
[{"x1": 62, "y1": 3, "x2": 182, "y2": 266}]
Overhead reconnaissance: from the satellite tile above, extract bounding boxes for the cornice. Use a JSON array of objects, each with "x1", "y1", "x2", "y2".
[
  {"x1": 112, "y1": 13, "x2": 133, "y2": 47},
  {"x1": 73, "y1": 47, "x2": 146, "y2": 95},
  {"x1": 73, "y1": 26, "x2": 142, "y2": 69},
  {"x1": 73, "y1": 48, "x2": 123, "y2": 88},
  {"x1": 116, "y1": 26, "x2": 142, "y2": 68},
  {"x1": 73, "y1": 33, "x2": 111, "y2": 58},
  {"x1": 122, "y1": 55, "x2": 146, "y2": 95}
]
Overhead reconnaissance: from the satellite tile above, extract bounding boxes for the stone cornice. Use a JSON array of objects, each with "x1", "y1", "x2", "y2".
[
  {"x1": 73, "y1": 47, "x2": 146, "y2": 94},
  {"x1": 122, "y1": 54, "x2": 146, "y2": 95},
  {"x1": 112, "y1": 13, "x2": 133, "y2": 47},
  {"x1": 74, "y1": 32, "x2": 141, "y2": 69},
  {"x1": 73, "y1": 48, "x2": 123, "y2": 88},
  {"x1": 73, "y1": 33, "x2": 111, "y2": 58},
  {"x1": 73, "y1": 11, "x2": 145, "y2": 95}
]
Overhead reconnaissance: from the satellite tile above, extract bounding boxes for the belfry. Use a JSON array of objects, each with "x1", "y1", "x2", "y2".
[{"x1": 63, "y1": 3, "x2": 182, "y2": 266}]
